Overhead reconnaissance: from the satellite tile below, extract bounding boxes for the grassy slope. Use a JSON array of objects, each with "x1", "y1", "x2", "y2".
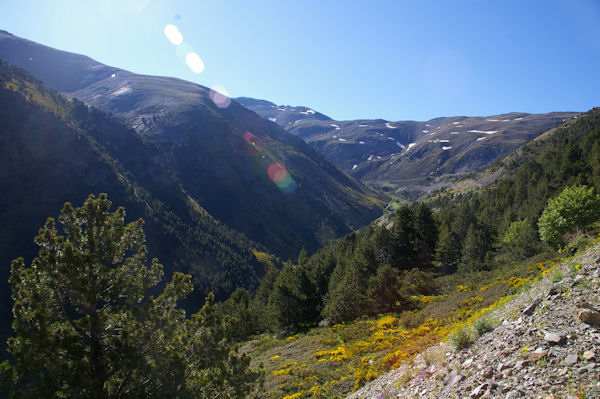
[
  {"x1": 242, "y1": 236, "x2": 600, "y2": 399},
  {"x1": 241, "y1": 109, "x2": 600, "y2": 398}
]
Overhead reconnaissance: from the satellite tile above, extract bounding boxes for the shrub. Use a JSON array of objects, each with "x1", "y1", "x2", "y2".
[
  {"x1": 400, "y1": 311, "x2": 425, "y2": 330},
  {"x1": 450, "y1": 327, "x2": 474, "y2": 351},
  {"x1": 502, "y1": 219, "x2": 540, "y2": 258},
  {"x1": 564, "y1": 233, "x2": 595, "y2": 255},
  {"x1": 539, "y1": 185, "x2": 600, "y2": 248},
  {"x1": 473, "y1": 318, "x2": 494, "y2": 336}
]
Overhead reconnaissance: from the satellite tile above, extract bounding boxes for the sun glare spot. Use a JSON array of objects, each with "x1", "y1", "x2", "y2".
[
  {"x1": 243, "y1": 132, "x2": 296, "y2": 194},
  {"x1": 210, "y1": 85, "x2": 231, "y2": 108},
  {"x1": 268, "y1": 163, "x2": 287, "y2": 183},
  {"x1": 185, "y1": 52, "x2": 204, "y2": 73},
  {"x1": 164, "y1": 24, "x2": 183, "y2": 46},
  {"x1": 268, "y1": 163, "x2": 297, "y2": 194}
]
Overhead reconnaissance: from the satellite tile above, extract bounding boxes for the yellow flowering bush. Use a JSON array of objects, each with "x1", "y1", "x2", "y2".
[
  {"x1": 507, "y1": 276, "x2": 530, "y2": 289},
  {"x1": 282, "y1": 392, "x2": 303, "y2": 399},
  {"x1": 374, "y1": 315, "x2": 400, "y2": 330}
]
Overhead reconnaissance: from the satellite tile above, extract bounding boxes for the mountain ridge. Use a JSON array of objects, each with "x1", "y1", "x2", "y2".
[
  {"x1": 0, "y1": 30, "x2": 385, "y2": 259},
  {"x1": 237, "y1": 96, "x2": 578, "y2": 199}
]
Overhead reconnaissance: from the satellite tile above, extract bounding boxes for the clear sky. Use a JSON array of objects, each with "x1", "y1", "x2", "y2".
[{"x1": 1, "y1": 0, "x2": 599, "y2": 121}]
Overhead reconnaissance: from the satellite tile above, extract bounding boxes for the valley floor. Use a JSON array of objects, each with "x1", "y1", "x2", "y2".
[{"x1": 350, "y1": 244, "x2": 600, "y2": 399}]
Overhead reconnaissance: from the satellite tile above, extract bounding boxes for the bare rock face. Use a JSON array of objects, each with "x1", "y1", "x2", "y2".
[
  {"x1": 574, "y1": 302, "x2": 600, "y2": 327},
  {"x1": 529, "y1": 348, "x2": 548, "y2": 361},
  {"x1": 544, "y1": 332, "x2": 566, "y2": 344}
]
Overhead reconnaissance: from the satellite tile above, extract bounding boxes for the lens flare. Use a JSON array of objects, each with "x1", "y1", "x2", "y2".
[
  {"x1": 164, "y1": 24, "x2": 183, "y2": 45},
  {"x1": 209, "y1": 85, "x2": 231, "y2": 108},
  {"x1": 277, "y1": 174, "x2": 297, "y2": 194},
  {"x1": 185, "y1": 52, "x2": 205, "y2": 73},
  {"x1": 268, "y1": 162, "x2": 297, "y2": 194},
  {"x1": 244, "y1": 132, "x2": 297, "y2": 194},
  {"x1": 268, "y1": 163, "x2": 287, "y2": 183}
]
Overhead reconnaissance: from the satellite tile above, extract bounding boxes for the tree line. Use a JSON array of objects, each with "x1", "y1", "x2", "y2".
[{"x1": 220, "y1": 108, "x2": 600, "y2": 339}]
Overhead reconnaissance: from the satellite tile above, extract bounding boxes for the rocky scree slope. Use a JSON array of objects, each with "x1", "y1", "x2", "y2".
[
  {"x1": 350, "y1": 244, "x2": 600, "y2": 398},
  {"x1": 237, "y1": 97, "x2": 578, "y2": 199}
]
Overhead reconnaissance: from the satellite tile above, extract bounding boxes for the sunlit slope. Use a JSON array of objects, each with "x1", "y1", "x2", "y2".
[
  {"x1": 0, "y1": 30, "x2": 384, "y2": 258},
  {"x1": 237, "y1": 97, "x2": 578, "y2": 198}
]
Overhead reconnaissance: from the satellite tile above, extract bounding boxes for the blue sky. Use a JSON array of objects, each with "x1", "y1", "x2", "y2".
[{"x1": 1, "y1": 0, "x2": 599, "y2": 121}]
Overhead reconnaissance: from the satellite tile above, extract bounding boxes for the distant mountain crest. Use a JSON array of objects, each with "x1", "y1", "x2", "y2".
[
  {"x1": 235, "y1": 96, "x2": 332, "y2": 128},
  {"x1": 239, "y1": 96, "x2": 578, "y2": 198}
]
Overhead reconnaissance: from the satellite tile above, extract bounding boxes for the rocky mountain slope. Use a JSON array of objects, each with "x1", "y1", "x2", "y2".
[
  {"x1": 350, "y1": 244, "x2": 600, "y2": 398},
  {"x1": 0, "y1": 30, "x2": 384, "y2": 259},
  {"x1": 0, "y1": 60, "x2": 278, "y2": 353},
  {"x1": 237, "y1": 97, "x2": 578, "y2": 199}
]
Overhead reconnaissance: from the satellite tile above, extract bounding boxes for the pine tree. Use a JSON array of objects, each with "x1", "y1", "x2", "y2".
[
  {"x1": 389, "y1": 205, "x2": 417, "y2": 269},
  {"x1": 414, "y1": 203, "x2": 438, "y2": 266},
  {"x1": 367, "y1": 264, "x2": 403, "y2": 314},
  {"x1": 460, "y1": 224, "x2": 491, "y2": 272},
  {"x1": 268, "y1": 262, "x2": 311, "y2": 330},
  {"x1": 321, "y1": 262, "x2": 368, "y2": 324},
  {"x1": 1, "y1": 194, "x2": 262, "y2": 398},
  {"x1": 435, "y1": 222, "x2": 461, "y2": 274}
]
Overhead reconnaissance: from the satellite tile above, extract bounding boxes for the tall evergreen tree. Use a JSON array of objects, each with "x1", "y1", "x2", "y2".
[
  {"x1": 366, "y1": 264, "x2": 403, "y2": 314},
  {"x1": 0, "y1": 194, "x2": 262, "y2": 398},
  {"x1": 414, "y1": 203, "x2": 439, "y2": 266},
  {"x1": 389, "y1": 205, "x2": 417, "y2": 269},
  {"x1": 460, "y1": 224, "x2": 492, "y2": 272},
  {"x1": 268, "y1": 262, "x2": 313, "y2": 330},
  {"x1": 321, "y1": 262, "x2": 368, "y2": 324},
  {"x1": 435, "y1": 222, "x2": 461, "y2": 274}
]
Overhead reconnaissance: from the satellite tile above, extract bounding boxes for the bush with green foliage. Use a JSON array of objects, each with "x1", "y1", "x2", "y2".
[
  {"x1": 450, "y1": 327, "x2": 474, "y2": 351},
  {"x1": 538, "y1": 185, "x2": 600, "y2": 248},
  {"x1": 502, "y1": 218, "x2": 540, "y2": 258},
  {"x1": 473, "y1": 318, "x2": 495, "y2": 336},
  {"x1": 0, "y1": 194, "x2": 262, "y2": 398}
]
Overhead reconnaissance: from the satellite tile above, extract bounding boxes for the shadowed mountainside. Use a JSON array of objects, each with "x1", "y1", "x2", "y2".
[{"x1": 0, "y1": 30, "x2": 384, "y2": 259}]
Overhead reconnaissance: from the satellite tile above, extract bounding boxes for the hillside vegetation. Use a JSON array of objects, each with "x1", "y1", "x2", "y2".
[
  {"x1": 0, "y1": 60, "x2": 269, "y2": 350},
  {"x1": 220, "y1": 108, "x2": 600, "y2": 398}
]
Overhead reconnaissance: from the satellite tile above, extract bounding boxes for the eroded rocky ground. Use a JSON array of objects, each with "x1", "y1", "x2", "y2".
[{"x1": 350, "y1": 244, "x2": 600, "y2": 399}]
